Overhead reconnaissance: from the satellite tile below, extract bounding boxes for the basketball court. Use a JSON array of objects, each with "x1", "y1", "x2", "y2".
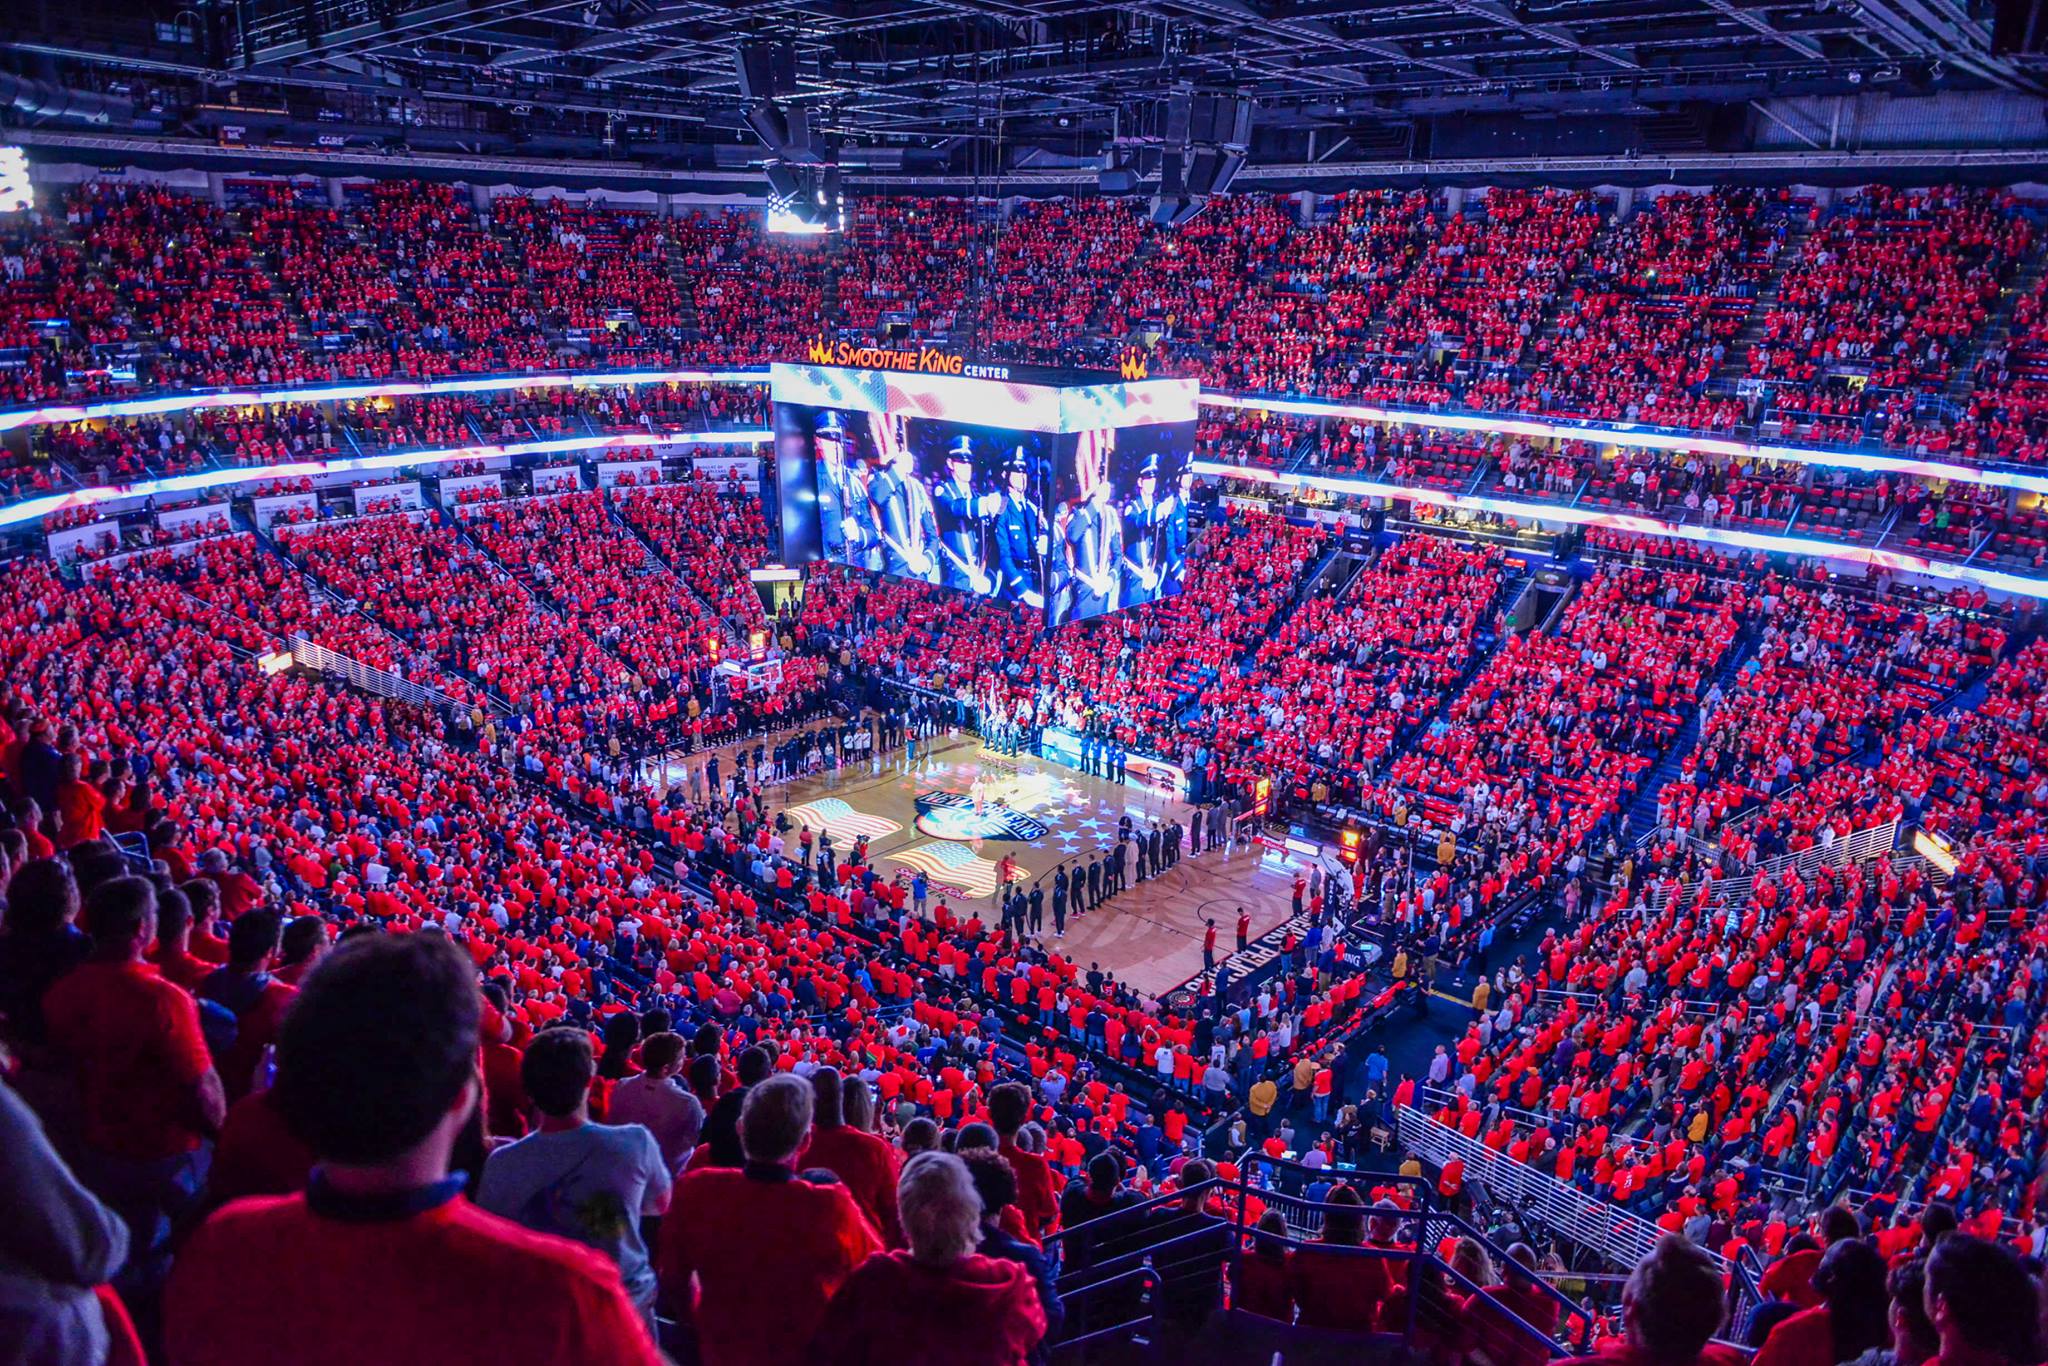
[{"x1": 656, "y1": 730, "x2": 1318, "y2": 995}]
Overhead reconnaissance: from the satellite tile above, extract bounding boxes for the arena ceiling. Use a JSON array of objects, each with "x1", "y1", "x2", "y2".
[{"x1": 3, "y1": 0, "x2": 2045, "y2": 181}]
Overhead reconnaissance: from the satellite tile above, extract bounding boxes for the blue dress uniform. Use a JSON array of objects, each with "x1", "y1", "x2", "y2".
[
  {"x1": 1162, "y1": 473, "x2": 1192, "y2": 597},
  {"x1": 990, "y1": 453, "x2": 1046, "y2": 607},
  {"x1": 1122, "y1": 464, "x2": 1171, "y2": 610},
  {"x1": 1063, "y1": 496, "x2": 1122, "y2": 622},
  {"x1": 931, "y1": 439, "x2": 993, "y2": 594},
  {"x1": 873, "y1": 461, "x2": 940, "y2": 583},
  {"x1": 840, "y1": 460, "x2": 884, "y2": 572}
]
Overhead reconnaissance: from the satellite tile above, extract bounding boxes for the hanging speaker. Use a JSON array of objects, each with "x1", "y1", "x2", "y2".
[
  {"x1": 764, "y1": 161, "x2": 803, "y2": 201},
  {"x1": 735, "y1": 42, "x2": 795, "y2": 101},
  {"x1": 744, "y1": 101, "x2": 789, "y2": 149}
]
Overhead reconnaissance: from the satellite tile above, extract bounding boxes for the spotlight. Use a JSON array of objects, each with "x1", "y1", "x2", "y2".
[{"x1": 0, "y1": 147, "x2": 30, "y2": 213}]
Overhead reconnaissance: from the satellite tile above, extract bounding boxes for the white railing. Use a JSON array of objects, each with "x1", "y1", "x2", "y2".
[
  {"x1": 1395, "y1": 1104, "x2": 1723, "y2": 1274},
  {"x1": 286, "y1": 635, "x2": 471, "y2": 712},
  {"x1": 1649, "y1": 817, "x2": 1898, "y2": 913}
]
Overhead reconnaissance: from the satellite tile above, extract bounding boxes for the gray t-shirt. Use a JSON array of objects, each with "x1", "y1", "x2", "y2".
[
  {"x1": 476, "y1": 1122, "x2": 671, "y2": 1309},
  {"x1": 605, "y1": 1074, "x2": 705, "y2": 1174}
]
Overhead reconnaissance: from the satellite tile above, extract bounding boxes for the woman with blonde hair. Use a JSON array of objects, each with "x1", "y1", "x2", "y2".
[{"x1": 812, "y1": 1151, "x2": 1047, "y2": 1365}]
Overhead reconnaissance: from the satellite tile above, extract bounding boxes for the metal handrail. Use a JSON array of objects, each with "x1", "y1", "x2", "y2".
[
  {"x1": 286, "y1": 633, "x2": 471, "y2": 712},
  {"x1": 1396, "y1": 1104, "x2": 1718, "y2": 1274},
  {"x1": 1646, "y1": 817, "x2": 1899, "y2": 912}
]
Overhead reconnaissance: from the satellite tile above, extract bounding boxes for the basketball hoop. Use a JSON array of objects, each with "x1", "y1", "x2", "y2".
[{"x1": 715, "y1": 658, "x2": 783, "y2": 694}]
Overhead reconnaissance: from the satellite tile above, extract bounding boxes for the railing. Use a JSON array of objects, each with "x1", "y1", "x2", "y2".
[
  {"x1": 1395, "y1": 1104, "x2": 1715, "y2": 1275},
  {"x1": 1045, "y1": 1169, "x2": 1598, "y2": 1361},
  {"x1": 1646, "y1": 817, "x2": 1899, "y2": 912},
  {"x1": 286, "y1": 634, "x2": 472, "y2": 712}
]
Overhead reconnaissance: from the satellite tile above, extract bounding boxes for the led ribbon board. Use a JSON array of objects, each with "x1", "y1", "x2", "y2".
[
  {"x1": 1196, "y1": 459, "x2": 2048, "y2": 602},
  {"x1": 1, "y1": 364, "x2": 2036, "y2": 495},
  {"x1": 1204, "y1": 392, "x2": 2048, "y2": 498},
  {"x1": 0, "y1": 429, "x2": 769, "y2": 531},
  {"x1": 0, "y1": 368, "x2": 770, "y2": 435}
]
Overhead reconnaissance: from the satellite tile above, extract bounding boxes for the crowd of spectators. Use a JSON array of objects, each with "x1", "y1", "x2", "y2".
[{"x1": 6, "y1": 166, "x2": 2048, "y2": 1366}]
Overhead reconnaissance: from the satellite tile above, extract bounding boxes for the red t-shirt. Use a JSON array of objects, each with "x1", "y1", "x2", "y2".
[
  {"x1": 206, "y1": 1090, "x2": 315, "y2": 1207},
  {"x1": 149, "y1": 944, "x2": 212, "y2": 993},
  {"x1": 198, "y1": 972, "x2": 298, "y2": 1101},
  {"x1": 1286, "y1": 1242, "x2": 1394, "y2": 1331},
  {"x1": 810, "y1": 1249, "x2": 1046, "y2": 1366},
  {"x1": 165, "y1": 1187, "x2": 659, "y2": 1366},
  {"x1": 799, "y1": 1124, "x2": 904, "y2": 1247},
  {"x1": 43, "y1": 959, "x2": 212, "y2": 1160},
  {"x1": 658, "y1": 1167, "x2": 882, "y2": 1366},
  {"x1": 1000, "y1": 1138, "x2": 1061, "y2": 1239}
]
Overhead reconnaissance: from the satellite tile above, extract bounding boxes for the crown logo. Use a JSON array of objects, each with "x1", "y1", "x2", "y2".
[{"x1": 1119, "y1": 352, "x2": 1149, "y2": 381}]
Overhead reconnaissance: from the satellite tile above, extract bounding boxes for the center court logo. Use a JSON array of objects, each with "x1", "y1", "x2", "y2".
[{"x1": 913, "y1": 790, "x2": 1049, "y2": 842}]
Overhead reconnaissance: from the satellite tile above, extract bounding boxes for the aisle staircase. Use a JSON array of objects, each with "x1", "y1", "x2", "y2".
[
  {"x1": 1944, "y1": 248, "x2": 2048, "y2": 400},
  {"x1": 1619, "y1": 632, "x2": 1756, "y2": 841},
  {"x1": 1712, "y1": 215, "x2": 1815, "y2": 386}
]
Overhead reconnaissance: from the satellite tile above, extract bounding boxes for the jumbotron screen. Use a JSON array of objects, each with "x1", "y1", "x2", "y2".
[{"x1": 771, "y1": 358, "x2": 1199, "y2": 626}]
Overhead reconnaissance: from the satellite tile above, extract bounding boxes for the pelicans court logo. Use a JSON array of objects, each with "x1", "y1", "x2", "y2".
[{"x1": 913, "y1": 790, "x2": 1049, "y2": 843}]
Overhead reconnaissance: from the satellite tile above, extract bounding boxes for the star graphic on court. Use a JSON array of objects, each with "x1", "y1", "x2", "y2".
[{"x1": 1076, "y1": 816, "x2": 1103, "y2": 831}]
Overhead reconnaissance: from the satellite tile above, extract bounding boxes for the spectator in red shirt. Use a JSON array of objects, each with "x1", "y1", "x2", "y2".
[
  {"x1": 196, "y1": 910, "x2": 297, "y2": 1101},
  {"x1": 658, "y1": 1072, "x2": 883, "y2": 1366},
  {"x1": 196, "y1": 849, "x2": 263, "y2": 925},
  {"x1": 1233, "y1": 1209, "x2": 1293, "y2": 1320},
  {"x1": 203, "y1": 1086, "x2": 315, "y2": 1210},
  {"x1": 43, "y1": 876, "x2": 226, "y2": 1306},
  {"x1": 146, "y1": 886, "x2": 210, "y2": 993},
  {"x1": 178, "y1": 880, "x2": 229, "y2": 968},
  {"x1": 1754, "y1": 1239, "x2": 1891, "y2": 1366},
  {"x1": 990, "y1": 1082, "x2": 1059, "y2": 1239},
  {"x1": 811, "y1": 1149, "x2": 1046, "y2": 1366},
  {"x1": 1860, "y1": 1259, "x2": 1939, "y2": 1366},
  {"x1": 1286, "y1": 1184, "x2": 1395, "y2": 1332},
  {"x1": 1469, "y1": 1243, "x2": 1566, "y2": 1366},
  {"x1": 270, "y1": 915, "x2": 329, "y2": 988},
  {"x1": 1761, "y1": 1233, "x2": 1828, "y2": 1311},
  {"x1": 1564, "y1": 1236, "x2": 1741, "y2": 1366},
  {"x1": 1921, "y1": 1235, "x2": 2041, "y2": 1366},
  {"x1": 799, "y1": 1065, "x2": 903, "y2": 1247},
  {"x1": 164, "y1": 931, "x2": 659, "y2": 1366}
]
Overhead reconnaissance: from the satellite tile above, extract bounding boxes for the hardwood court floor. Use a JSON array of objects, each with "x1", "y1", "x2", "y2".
[{"x1": 754, "y1": 735, "x2": 1314, "y2": 995}]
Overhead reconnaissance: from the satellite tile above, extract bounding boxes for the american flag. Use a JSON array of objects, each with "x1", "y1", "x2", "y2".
[
  {"x1": 783, "y1": 798, "x2": 900, "y2": 841},
  {"x1": 888, "y1": 841, "x2": 1021, "y2": 900}
]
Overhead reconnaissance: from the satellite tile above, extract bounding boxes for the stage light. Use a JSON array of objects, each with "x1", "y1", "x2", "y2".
[
  {"x1": 766, "y1": 203, "x2": 833, "y2": 235},
  {"x1": 0, "y1": 148, "x2": 31, "y2": 213}
]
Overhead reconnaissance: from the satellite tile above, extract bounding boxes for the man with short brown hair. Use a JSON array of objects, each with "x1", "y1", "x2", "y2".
[
  {"x1": 164, "y1": 932, "x2": 659, "y2": 1366},
  {"x1": 44, "y1": 875, "x2": 225, "y2": 1302}
]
